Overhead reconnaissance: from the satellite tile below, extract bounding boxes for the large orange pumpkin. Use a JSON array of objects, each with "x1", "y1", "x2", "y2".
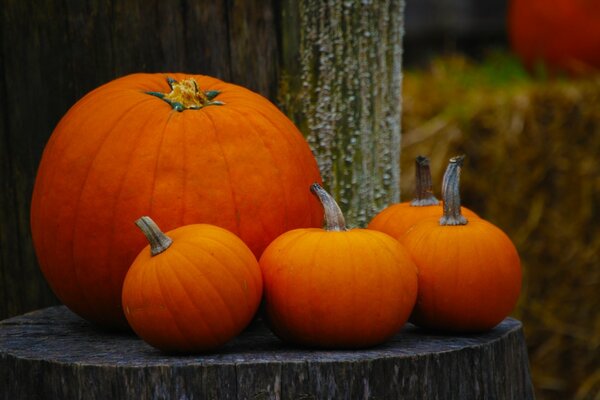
[
  {"x1": 509, "y1": 0, "x2": 600, "y2": 75},
  {"x1": 260, "y1": 183, "x2": 418, "y2": 348},
  {"x1": 400, "y1": 156, "x2": 522, "y2": 332},
  {"x1": 30, "y1": 73, "x2": 322, "y2": 329},
  {"x1": 122, "y1": 217, "x2": 262, "y2": 353}
]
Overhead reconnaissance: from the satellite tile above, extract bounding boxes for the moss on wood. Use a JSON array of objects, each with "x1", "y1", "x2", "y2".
[{"x1": 279, "y1": 0, "x2": 404, "y2": 227}]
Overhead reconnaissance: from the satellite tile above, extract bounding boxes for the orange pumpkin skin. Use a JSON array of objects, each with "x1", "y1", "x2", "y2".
[
  {"x1": 509, "y1": 0, "x2": 600, "y2": 74},
  {"x1": 260, "y1": 185, "x2": 418, "y2": 349},
  {"x1": 400, "y1": 156, "x2": 521, "y2": 332},
  {"x1": 261, "y1": 229, "x2": 417, "y2": 348},
  {"x1": 368, "y1": 203, "x2": 478, "y2": 239},
  {"x1": 30, "y1": 73, "x2": 322, "y2": 329},
  {"x1": 122, "y1": 221, "x2": 262, "y2": 353},
  {"x1": 401, "y1": 218, "x2": 522, "y2": 332}
]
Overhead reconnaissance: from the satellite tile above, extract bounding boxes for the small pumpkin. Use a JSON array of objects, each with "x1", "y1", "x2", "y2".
[
  {"x1": 260, "y1": 183, "x2": 418, "y2": 348},
  {"x1": 509, "y1": 0, "x2": 600, "y2": 75},
  {"x1": 30, "y1": 73, "x2": 322, "y2": 329},
  {"x1": 122, "y1": 216, "x2": 262, "y2": 353},
  {"x1": 368, "y1": 155, "x2": 477, "y2": 238},
  {"x1": 400, "y1": 156, "x2": 522, "y2": 332}
]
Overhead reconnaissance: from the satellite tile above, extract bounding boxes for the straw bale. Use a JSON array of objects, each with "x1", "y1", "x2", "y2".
[{"x1": 400, "y1": 54, "x2": 600, "y2": 400}]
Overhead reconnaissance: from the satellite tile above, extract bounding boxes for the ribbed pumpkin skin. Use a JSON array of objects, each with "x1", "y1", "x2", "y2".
[
  {"x1": 122, "y1": 224, "x2": 262, "y2": 353},
  {"x1": 368, "y1": 202, "x2": 478, "y2": 239},
  {"x1": 260, "y1": 228, "x2": 418, "y2": 348},
  {"x1": 30, "y1": 73, "x2": 322, "y2": 329},
  {"x1": 509, "y1": 0, "x2": 600, "y2": 74},
  {"x1": 401, "y1": 217, "x2": 522, "y2": 332}
]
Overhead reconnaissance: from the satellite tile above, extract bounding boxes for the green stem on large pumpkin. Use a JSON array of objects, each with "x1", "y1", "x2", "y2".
[
  {"x1": 440, "y1": 155, "x2": 468, "y2": 226},
  {"x1": 146, "y1": 77, "x2": 224, "y2": 112},
  {"x1": 135, "y1": 216, "x2": 173, "y2": 256},
  {"x1": 411, "y1": 155, "x2": 440, "y2": 207},
  {"x1": 310, "y1": 183, "x2": 347, "y2": 231}
]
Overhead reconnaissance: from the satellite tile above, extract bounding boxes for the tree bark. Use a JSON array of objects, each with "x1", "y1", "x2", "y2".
[
  {"x1": 279, "y1": 0, "x2": 404, "y2": 226},
  {"x1": 0, "y1": 306, "x2": 534, "y2": 400}
]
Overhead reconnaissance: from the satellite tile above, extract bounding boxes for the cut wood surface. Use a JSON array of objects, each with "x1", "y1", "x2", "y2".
[{"x1": 1, "y1": 306, "x2": 534, "y2": 400}]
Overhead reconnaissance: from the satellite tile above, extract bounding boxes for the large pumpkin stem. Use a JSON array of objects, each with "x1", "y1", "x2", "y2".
[
  {"x1": 147, "y1": 77, "x2": 224, "y2": 112},
  {"x1": 411, "y1": 155, "x2": 440, "y2": 207},
  {"x1": 440, "y1": 155, "x2": 468, "y2": 226},
  {"x1": 310, "y1": 183, "x2": 347, "y2": 231},
  {"x1": 135, "y1": 216, "x2": 173, "y2": 256}
]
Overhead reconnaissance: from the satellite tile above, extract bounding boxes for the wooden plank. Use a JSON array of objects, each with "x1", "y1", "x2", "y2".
[
  {"x1": 181, "y1": 0, "x2": 233, "y2": 81},
  {"x1": 0, "y1": 0, "x2": 63, "y2": 319},
  {"x1": 227, "y1": 0, "x2": 279, "y2": 98}
]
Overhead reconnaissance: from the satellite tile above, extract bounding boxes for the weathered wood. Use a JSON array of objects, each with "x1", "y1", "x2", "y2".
[
  {"x1": 279, "y1": 0, "x2": 404, "y2": 226},
  {"x1": 0, "y1": 306, "x2": 534, "y2": 399}
]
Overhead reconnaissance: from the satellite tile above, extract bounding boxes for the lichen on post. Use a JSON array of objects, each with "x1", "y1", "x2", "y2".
[{"x1": 279, "y1": 0, "x2": 404, "y2": 227}]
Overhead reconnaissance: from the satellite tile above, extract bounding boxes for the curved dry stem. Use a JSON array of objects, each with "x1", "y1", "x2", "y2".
[
  {"x1": 440, "y1": 155, "x2": 468, "y2": 226},
  {"x1": 135, "y1": 216, "x2": 173, "y2": 256},
  {"x1": 310, "y1": 183, "x2": 347, "y2": 231},
  {"x1": 411, "y1": 155, "x2": 440, "y2": 207}
]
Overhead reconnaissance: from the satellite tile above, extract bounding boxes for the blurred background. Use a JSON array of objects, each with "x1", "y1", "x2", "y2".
[
  {"x1": 402, "y1": 0, "x2": 599, "y2": 399},
  {"x1": 405, "y1": 0, "x2": 507, "y2": 66}
]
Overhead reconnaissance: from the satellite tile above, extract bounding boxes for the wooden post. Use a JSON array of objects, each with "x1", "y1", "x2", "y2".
[
  {"x1": 279, "y1": 0, "x2": 404, "y2": 226},
  {"x1": 0, "y1": 307, "x2": 535, "y2": 399}
]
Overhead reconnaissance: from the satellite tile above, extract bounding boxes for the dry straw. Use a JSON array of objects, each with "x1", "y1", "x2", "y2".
[{"x1": 401, "y1": 54, "x2": 600, "y2": 400}]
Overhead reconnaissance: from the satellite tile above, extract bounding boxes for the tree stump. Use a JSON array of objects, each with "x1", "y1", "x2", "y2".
[{"x1": 0, "y1": 306, "x2": 534, "y2": 399}]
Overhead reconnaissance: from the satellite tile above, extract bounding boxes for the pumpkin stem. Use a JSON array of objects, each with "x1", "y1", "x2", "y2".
[
  {"x1": 310, "y1": 183, "x2": 347, "y2": 231},
  {"x1": 146, "y1": 77, "x2": 224, "y2": 112},
  {"x1": 440, "y1": 155, "x2": 468, "y2": 226},
  {"x1": 411, "y1": 155, "x2": 440, "y2": 206},
  {"x1": 135, "y1": 216, "x2": 173, "y2": 256}
]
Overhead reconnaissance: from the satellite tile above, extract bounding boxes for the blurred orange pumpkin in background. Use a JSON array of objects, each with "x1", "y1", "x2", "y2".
[{"x1": 508, "y1": 0, "x2": 600, "y2": 75}]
